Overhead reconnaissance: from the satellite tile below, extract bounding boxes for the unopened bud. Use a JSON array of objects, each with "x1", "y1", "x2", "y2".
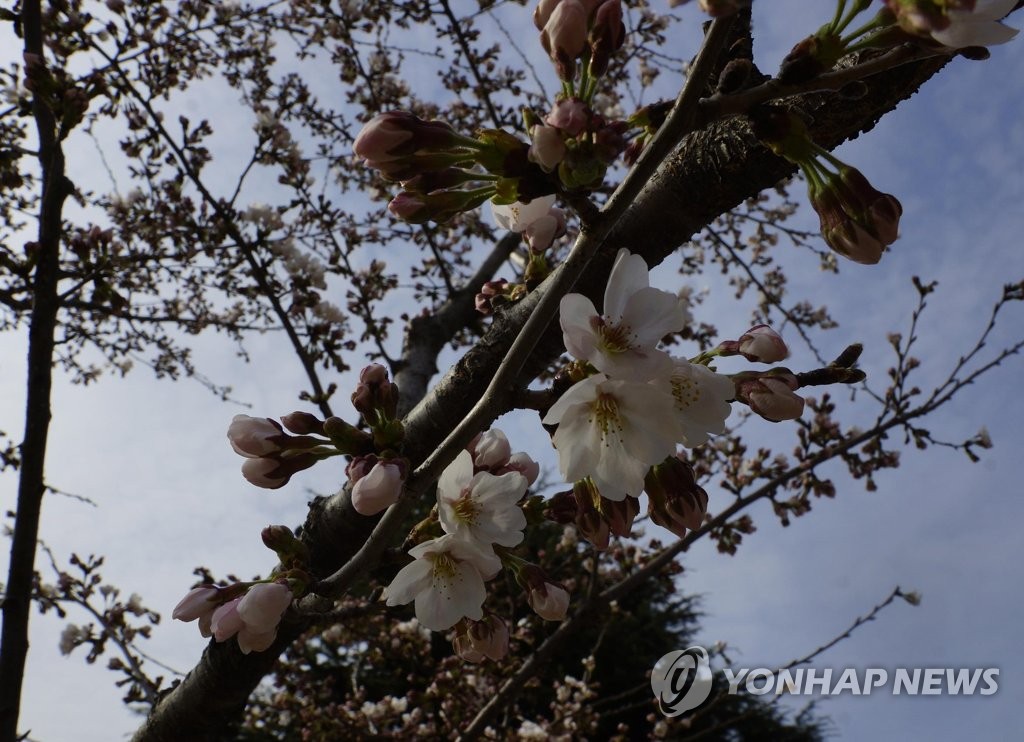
[
  {"x1": 261, "y1": 525, "x2": 310, "y2": 566},
  {"x1": 279, "y1": 411, "x2": 324, "y2": 436},
  {"x1": 322, "y1": 416, "x2": 374, "y2": 455}
]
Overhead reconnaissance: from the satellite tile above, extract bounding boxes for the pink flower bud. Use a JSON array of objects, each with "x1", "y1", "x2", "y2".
[
  {"x1": 210, "y1": 598, "x2": 244, "y2": 642},
  {"x1": 387, "y1": 191, "x2": 426, "y2": 220},
  {"x1": 528, "y1": 125, "x2": 566, "y2": 172},
  {"x1": 528, "y1": 582, "x2": 570, "y2": 621},
  {"x1": 346, "y1": 454, "x2": 378, "y2": 484},
  {"x1": 588, "y1": 0, "x2": 625, "y2": 76},
  {"x1": 353, "y1": 112, "x2": 464, "y2": 167},
  {"x1": 228, "y1": 415, "x2": 284, "y2": 458},
  {"x1": 241, "y1": 457, "x2": 290, "y2": 489},
  {"x1": 741, "y1": 376, "x2": 805, "y2": 422},
  {"x1": 172, "y1": 586, "x2": 220, "y2": 624},
  {"x1": 468, "y1": 615, "x2": 509, "y2": 661},
  {"x1": 542, "y1": 0, "x2": 588, "y2": 70},
  {"x1": 360, "y1": 363, "x2": 390, "y2": 385},
  {"x1": 237, "y1": 582, "x2": 293, "y2": 634},
  {"x1": 353, "y1": 113, "x2": 416, "y2": 164},
  {"x1": 645, "y1": 456, "x2": 708, "y2": 538},
  {"x1": 737, "y1": 324, "x2": 789, "y2": 363},
  {"x1": 546, "y1": 98, "x2": 589, "y2": 137},
  {"x1": 602, "y1": 494, "x2": 639, "y2": 538},
  {"x1": 825, "y1": 220, "x2": 885, "y2": 265},
  {"x1": 469, "y1": 429, "x2": 512, "y2": 470},
  {"x1": 524, "y1": 208, "x2": 567, "y2": 253},
  {"x1": 497, "y1": 452, "x2": 541, "y2": 486},
  {"x1": 351, "y1": 461, "x2": 404, "y2": 515},
  {"x1": 533, "y1": 0, "x2": 562, "y2": 29},
  {"x1": 475, "y1": 278, "x2": 509, "y2": 315},
  {"x1": 838, "y1": 166, "x2": 902, "y2": 246},
  {"x1": 238, "y1": 628, "x2": 278, "y2": 654},
  {"x1": 279, "y1": 411, "x2": 324, "y2": 436}
]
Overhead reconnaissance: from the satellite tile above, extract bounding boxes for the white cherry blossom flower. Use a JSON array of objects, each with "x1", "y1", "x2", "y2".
[
  {"x1": 931, "y1": 0, "x2": 1019, "y2": 48},
  {"x1": 383, "y1": 534, "x2": 501, "y2": 631},
  {"x1": 437, "y1": 450, "x2": 527, "y2": 547},
  {"x1": 668, "y1": 360, "x2": 734, "y2": 447},
  {"x1": 491, "y1": 194, "x2": 557, "y2": 232},
  {"x1": 559, "y1": 249, "x2": 687, "y2": 381},
  {"x1": 542, "y1": 374, "x2": 679, "y2": 499}
]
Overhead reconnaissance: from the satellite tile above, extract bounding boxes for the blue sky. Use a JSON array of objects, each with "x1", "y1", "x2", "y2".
[{"x1": 2, "y1": 2, "x2": 1023, "y2": 739}]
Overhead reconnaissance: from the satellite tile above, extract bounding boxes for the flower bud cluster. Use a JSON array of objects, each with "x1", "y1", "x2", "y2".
[
  {"x1": 534, "y1": 0, "x2": 626, "y2": 85},
  {"x1": 545, "y1": 478, "x2": 639, "y2": 550},
  {"x1": 526, "y1": 98, "x2": 628, "y2": 190},
  {"x1": 751, "y1": 109, "x2": 902, "y2": 265},
  {"x1": 354, "y1": 111, "x2": 549, "y2": 224},
  {"x1": 644, "y1": 455, "x2": 709, "y2": 539},
  {"x1": 172, "y1": 578, "x2": 300, "y2": 655},
  {"x1": 228, "y1": 414, "x2": 328, "y2": 490}
]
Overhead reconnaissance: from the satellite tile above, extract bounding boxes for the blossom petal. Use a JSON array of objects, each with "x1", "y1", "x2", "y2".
[
  {"x1": 559, "y1": 293, "x2": 600, "y2": 362},
  {"x1": 620, "y1": 287, "x2": 687, "y2": 347},
  {"x1": 384, "y1": 558, "x2": 433, "y2": 606},
  {"x1": 604, "y1": 248, "x2": 648, "y2": 319},
  {"x1": 414, "y1": 561, "x2": 486, "y2": 631},
  {"x1": 543, "y1": 374, "x2": 603, "y2": 425},
  {"x1": 933, "y1": 18, "x2": 1018, "y2": 46},
  {"x1": 438, "y1": 449, "x2": 473, "y2": 502}
]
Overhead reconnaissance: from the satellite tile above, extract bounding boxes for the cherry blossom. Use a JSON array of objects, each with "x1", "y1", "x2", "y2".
[
  {"x1": 491, "y1": 194, "x2": 557, "y2": 232},
  {"x1": 890, "y1": 0, "x2": 1019, "y2": 47},
  {"x1": 383, "y1": 534, "x2": 501, "y2": 631},
  {"x1": 437, "y1": 450, "x2": 528, "y2": 547},
  {"x1": 542, "y1": 374, "x2": 680, "y2": 499},
  {"x1": 932, "y1": 1, "x2": 1019, "y2": 47},
  {"x1": 667, "y1": 359, "x2": 734, "y2": 447},
  {"x1": 171, "y1": 585, "x2": 220, "y2": 637},
  {"x1": 209, "y1": 582, "x2": 293, "y2": 654},
  {"x1": 559, "y1": 249, "x2": 687, "y2": 381}
]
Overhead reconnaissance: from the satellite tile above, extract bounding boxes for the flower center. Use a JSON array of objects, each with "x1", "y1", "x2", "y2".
[
  {"x1": 672, "y1": 374, "x2": 700, "y2": 411},
  {"x1": 429, "y1": 551, "x2": 458, "y2": 586},
  {"x1": 452, "y1": 489, "x2": 481, "y2": 526},
  {"x1": 595, "y1": 317, "x2": 633, "y2": 355},
  {"x1": 590, "y1": 392, "x2": 624, "y2": 443}
]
